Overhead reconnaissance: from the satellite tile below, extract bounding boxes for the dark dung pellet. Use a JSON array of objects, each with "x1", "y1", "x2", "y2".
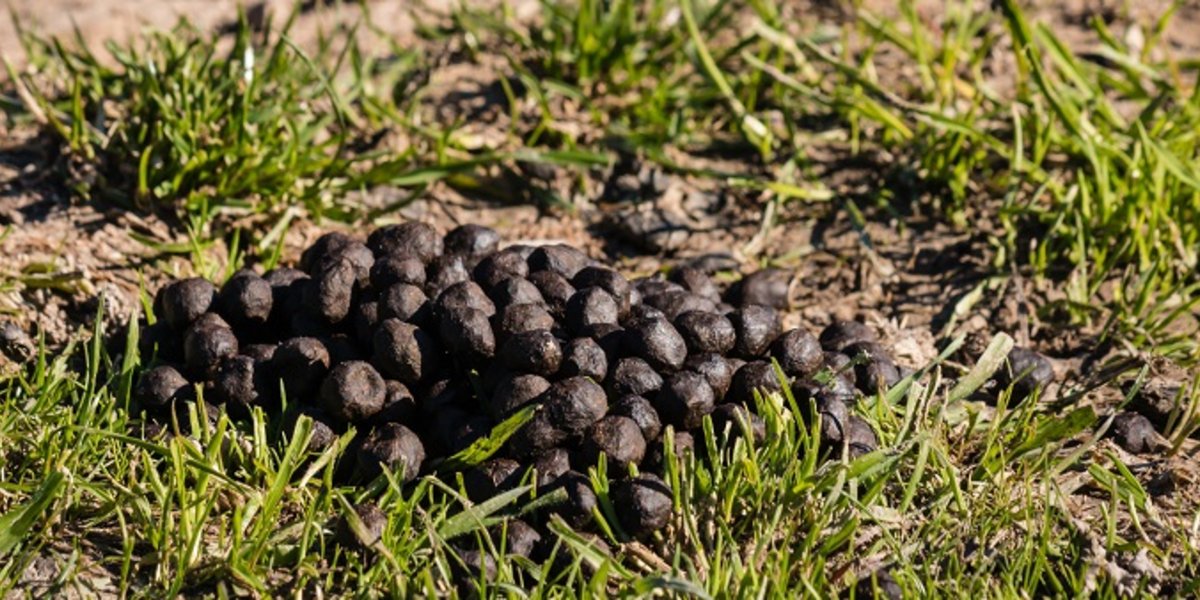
[
  {"x1": 684, "y1": 353, "x2": 735, "y2": 399},
  {"x1": 996, "y1": 347, "x2": 1053, "y2": 400},
  {"x1": 135, "y1": 365, "x2": 192, "y2": 409},
  {"x1": 379, "y1": 283, "x2": 430, "y2": 324},
  {"x1": 436, "y1": 281, "x2": 496, "y2": 318},
  {"x1": 528, "y1": 244, "x2": 591, "y2": 279},
  {"x1": 554, "y1": 471, "x2": 598, "y2": 529},
  {"x1": 272, "y1": 337, "x2": 331, "y2": 401},
  {"x1": 842, "y1": 341, "x2": 901, "y2": 395},
  {"x1": 320, "y1": 361, "x2": 387, "y2": 424},
  {"x1": 710, "y1": 403, "x2": 766, "y2": 443},
  {"x1": 656, "y1": 371, "x2": 716, "y2": 430},
  {"x1": 160, "y1": 278, "x2": 216, "y2": 330},
  {"x1": 356, "y1": 422, "x2": 426, "y2": 482},
  {"x1": 609, "y1": 474, "x2": 673, "y2": 538},
  {"x1": 607, "y1": 357, "x2": 664, "y2": 398},
  {"x1": 490, "y1": 373, "x2": 551, "y2": 418},
  {"x1": 580, "y1": 415, "x2": 646, "y2": 468},
  {"x1": 611, "y1": 395, "x2": 663, "y2": 442},
  {"x1": 372, "y1": 319, "x2": 440, "y2": 384},
  {"x1": 489, "y1": 277, "x2": 544, "y2": 308},
  {"x1": 444, "y1": 224, "x2": 500, "y2": 258},
  {"x1": 183, "y1": 319, "x2": 239, "y2": 378},
  {"x1": 674, "y1": 311, "x2": 736, "y2": 355},
  {"x1": 529, "y1": 447, "x2": 571, "y2": 487},
  {"x1": 560, "y1": 337, "x2": 608, "y2": 382},
  {"x1": 463, "y1": 458, "x2": 523, "y2": 502},
  {"x1": 498, "y1": 329, "x2": 562, "y2": 376},
  {"x1": 728, "y1": 361, "x2": 784, "y2": 406},
  {"x1": 368, "y1": 222, "x2": 442, "y2": 263},
  {"x1": 493, "y1": 303, "x2": 557, "y2": 341},
  {"x1": 370, "y1": 256, "x2": 427, "y2": 290},
  {"x1": 1110, "y1": 411, "x2": 1158, "y2": 454},
  {"x1": 438, "y1": 307, "x2": 496, "y2": 364},
  {"x1": 572, "y1": 267, "x2": 633, "y2": 316},
  {"x1": 729, "y1": 305, "x2": 781, "y2": 358},
  {"x1": 473, "y1": 249, "x2": 529, "y2": 291},
  {"x1": 425, "y1": 254, "x2": 471, "y2": 297},
  {"x1": 771, "y1": 328, "x2": 823, "y2": 378},
  {"x1": 624, "y1": 317, "x2": 688, "y2": 371},
  {"x1": 565, "y1": 287, "x2": 620, "y2": 333},
  {"x1": 727, "y1": 268, "x2": 790, "y2": 308},
  {"x1": 669, "y1": 266, "x2": 720, "y2": 301},
  {"x1": 544, "y1": 376, "x2": 608, "y2": 436},
  {"x1": 819, "y1": 319, "x2": 877, "y2": 353},
  {"x1": 527, "y1": 270, "x2": 575, "y2": 315},
  {"x1": 217, "y1": 270, "x2": 273, "y2": 328}
]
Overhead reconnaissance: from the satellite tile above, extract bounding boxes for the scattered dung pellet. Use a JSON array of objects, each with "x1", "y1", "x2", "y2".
[
  {"x1": 771, "y1": 329, "x2": 823, "y2": 378},
  {"x1": 356, "y1": 422, "x2": 426, "y2": 482},
  {"x1": 607, "y1": 357, "x2": 664, "y2": 398},
  {"x1": 444, "y1": 224, "x2": 500, "y2": 258},
  {"x1": 527, "y1": 270, "x2": 576, "y2": 315},
  {"x1": 674, "y1": 311, "x2": 736, "y2": 355},
  {"x1": 610, "y1": 395, "x2": 663, "y2": 442},
  {"x1": 490, "y1": 373, "x2": 551, "y2": 418},
  {"x1": 529, "y1": 447, "x2": 571, "y2": 486},
  {"x1": 728, "y1": 361, "x2": 784, "y2": 406},
  {"x1": 609, "y1": 474, "x2": 673, "y2": 538},
  {"x1": 644, "y1": 290, "x2": 717, "y2": 321},
  {"x1": 271, "y1": 337, "x2": 331, "y2": 400},
  {"x1": 217, "y1": 270, "x2": 273, "y2": 328},
  {"x1": 489, "y1": 277, "x2": 545, "y2": 308},
  {"x1": 370, "y1": 256, "x2": 427, "y2": 290},
  {"x1": 729, "y1": 305, "x2": 781, "y2": 358},
  {"x1": 624, "y1": 317, "x2": 688, "y2": 371},
  {"x1": 373, "y1": 319, "x2": 440, "y2": 384},
  {"x1": 439, "y1": 307, "x2": 496, "y2": 364},
  {"x1": 213, "y1": 355, "x2": 265, "y2": 416},
  {"x1": 565, "y1": 287, "x2": 620, "y2": 333},
  {"x1": 0, "y1": 323, "x2": 33, "y2": 364},
  {"x1": 474, "y1": 249, "x2": 529, "y2": 291},
  {"x1": 1110, "y1": 411, "x2": 1158, "y2": 454},
  {"x1": 502, "y1": 519, "x2": 542, "y2": 558},
  {"x1": 656, "y1": 371, "x2": 716, "y2": 429},
  {"x1": 554, "y1": 471, "x2": 598, "y2": 529},
  {"x1": 160, "y1": 278, "x2": 216, "y2": 330},
  {"x1": 544, "y1": 376, "x2": 608, "y2": 436},
  {"x1": 845, "y1": 415, "x2": 878, "y2": 458},
  {"x1": 379, "y1": 283, "x2": 431, "y2": 324},
  {"x1": 842, "y1": 341, "x2": 901, "y2": 394},
  {"x1": 493, "y1": 303, "x2": 557, "y2": 340},
  {"x1": 375, "y1": 380, "x2": 417, "y2": 425},
  {"x1": 320, "y1": 361, "x2": 387, "y2": 424},
  {"x1": 528, "y1": 244, "x2": 592, "y2": 279},
  {"x1": 135, "y1": 365, "x2": 192, "y2": 409},
  {"x1": 335, "y1": 502, "x2": 388, "y2": 550},
  {"x1": 669, "y1": 266, "x2": 720, "y2": 301},
  {"x1": 368, "y1": 222, "x2": 442, "y2": 263},
  {"x1": 819, "y1": 319, "x2": 877, "y2": 352},
  {"x1": 508, "y1": 413, "x2": 568, "y2": 459},
  {"x1": 463, "y1": 458, "x2": 523, "y2": 501},
  {"x1": 996, "y1": 347, "x2": 1053, "y2": 400},
  {"x1": 624, "y1": 304, "x2": 666, "y2": 327},
  {"x1": 304, "y1": 256, "x2": 359, "y2": 323},
  {"x1": 573, "y1": 267, "x2": 633, "y2": 315},
  {"x1": 560, "y1": 337, "x2": 608, "y2": 382},
  {"x1": 299, "y1": 232, "x2": 356, "y2": 272},
  {"x1": 320, "y1": 240, "x2": 375, "y2": 287},
  {"x1": 582, "y1": 323, "x2": 626, "y2": 361},
  {"x1": 710, "y1": 403, "x2": 766, "y2": 443},
  {"x1": 436, "y1": 281, "x2": 496, "y2": 317},
  {"x1": 727, "y1": 268, "x2": 790, "y2": 308},
  {"x1": 643, "y1": 430, "x2": 695, "y2": 474},
  {"x1": 297, "y1": 408, "x2": 339, "y2": 453},
  {"x1": 580, "y1": 415, "x2": 647, "y2": 468},
  {"x1": 183, "y1": 318, "x2": 239, "y2": 378},
  {"x1": 425, "y1": 255, "x2": 471, "y2": 297},
  {"x1": 498, "y1": 330, "x2": 562, "y2": 376},
  {"x1": 685, "y1": 353, "x2": 735, "y2": 398},
  {"x1": 855, "y1": 569, "x2": 903, "y2": 600}
]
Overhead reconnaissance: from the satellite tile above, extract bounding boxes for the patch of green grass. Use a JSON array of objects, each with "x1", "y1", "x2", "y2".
[{"x1": 0, "y1": 313, "x2": 1193, "y2": 596}]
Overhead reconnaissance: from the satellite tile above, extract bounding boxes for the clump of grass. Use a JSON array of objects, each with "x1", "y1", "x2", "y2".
[{"x1": 7, "y1": 11, "x2": 420, "y2": 235}]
